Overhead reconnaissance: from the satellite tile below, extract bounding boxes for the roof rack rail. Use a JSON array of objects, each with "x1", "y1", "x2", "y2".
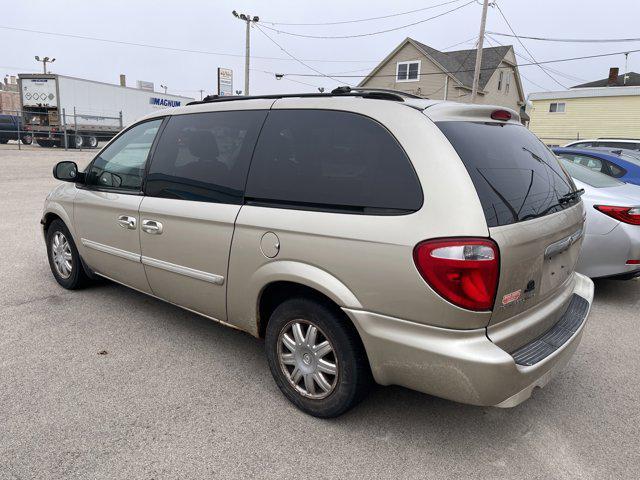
[{"x1": 186, "y1": 86, "x2": 424, "y2": 106}]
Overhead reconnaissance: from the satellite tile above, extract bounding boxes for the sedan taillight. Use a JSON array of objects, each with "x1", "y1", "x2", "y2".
[
  {"x1": 594, "y1": 205, "x2": 640, "y2": 225},
  {"x1": 413, "y1": 238, "x2": 500, "y2": 311}
]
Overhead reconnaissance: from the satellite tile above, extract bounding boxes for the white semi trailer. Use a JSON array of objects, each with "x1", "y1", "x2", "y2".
[{"x1": 18, "y1": 74, "x2": 194, "y2": 148}]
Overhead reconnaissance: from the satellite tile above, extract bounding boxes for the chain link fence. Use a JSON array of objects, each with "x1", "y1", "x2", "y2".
[{"x1": 0, "y1": 108, "x2": 122, "y2": 151}]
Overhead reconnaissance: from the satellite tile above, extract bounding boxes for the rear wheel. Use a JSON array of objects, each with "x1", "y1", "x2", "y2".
[
  {"x1": 46, "y1": 219, "x2": 91, "y2": 289},
  {"x1": 265, "y1": 297, "x2": 371, "y2": 418},
  {"x1": 37, "y1": 139, "x2": 55, "y2": 148},
  {"x1": 73, "y1": 134, "x2": 83, "y2": 149},
  {"x1": 84, "y1": 135, "x2": 98, "y2": 149}
]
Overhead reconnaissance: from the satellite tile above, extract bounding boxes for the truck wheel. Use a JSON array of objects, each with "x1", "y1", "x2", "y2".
[
  {"x1": 21, "y1": 134, "x2": 33, "y2": 145},
  {"x1": 265, "y1": 297, "x2": 372, "y2": 418},
  {"x1": 73, "y1": 135, "x2": 84, "y2": 149},
  {"x1": 84, "y1": 135, "x2": 98, "y2": 149}
]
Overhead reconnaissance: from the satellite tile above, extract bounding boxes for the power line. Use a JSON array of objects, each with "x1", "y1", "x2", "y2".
[
  {"x1": 262, "y1": 0, "x2": 467, "y2": 26},
  {"x1": 483, "y1": 34, "x2": 549, "y2": 91},
  {"x1": 487, "y1": 31, "x2": 640, "y2": 44},
  {"x1": 493, "y1": 3, "x2": 568, "y2": 89},
  {"x1": 0, "y1": 25, "x2": 378, "y2": 64},
  {"x1": 485, "y1": 33, "x2": 587, "y2": 84},
  {"x1": 272, "y1": 47, "x2": 640, "y2": 78},
  {"x1": 254, "y1": 24, "x2": 355, "y2": 86},
  {"x1": 254, "y1": 69, "x2": 324, "y2": 89},
  {"x1": 259, "y1": 1, "x2": 476, "y2": 39}
]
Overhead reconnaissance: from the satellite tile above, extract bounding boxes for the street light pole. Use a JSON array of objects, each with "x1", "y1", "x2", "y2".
[
  {"x1": 232, "y1": 10, "x2": 259, "y2": 96},
  {"x1": 160, "y1": 84, "x2": 168, "y2": 94},
  {"x1": 471, "y1": 0, "x2": 490, "y2": 103},
  {"x1": 34, "y1": 56, "x2": 55, "y2": 74}
]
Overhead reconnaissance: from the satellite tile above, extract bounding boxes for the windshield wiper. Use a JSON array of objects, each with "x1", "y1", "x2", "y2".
[{"x1": 559, "y1": 188, "x2": 585, "y2": 204}]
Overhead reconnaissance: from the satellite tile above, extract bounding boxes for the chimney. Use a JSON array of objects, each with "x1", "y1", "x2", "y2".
[
  {"x1": 119, "y1": 74, "x2": 126, "y2": 87},
  {"x1": 9, "y1": 75, "x2": 16, "y2": 85},
  {"x1": 607, "y1": 67, "x2": 619, "y2": 86}
]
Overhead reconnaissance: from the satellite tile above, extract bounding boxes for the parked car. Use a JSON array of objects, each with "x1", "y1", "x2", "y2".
[
  {"x1": 41, "y1": 89, "x2": 594, "y2": 417},
  {"x1": 554, "y1": 147, "x2": 640, "y2": 186},
  {"x1": 559, "y1": 158, "x2": 640, "y2": 279},
  {"x1": 564, "y1": 138, "x2": 640, "y2": 151},
  {"x1": 0, "y1": 114, "x2": 33, "y2": 145}
]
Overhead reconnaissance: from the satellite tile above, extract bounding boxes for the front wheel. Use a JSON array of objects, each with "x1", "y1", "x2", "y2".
[
  {"x1": 21, "y1": 134, "x2": 33, "y2": 145},
  {"x1": 265, "y1": 297, "x2": 372, "y2": 418},
  {"x1": 46, "y1": 219, "x2": 91, "y2": 289}
]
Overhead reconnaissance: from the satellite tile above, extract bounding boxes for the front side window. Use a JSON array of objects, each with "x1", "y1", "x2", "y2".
[
  {"x1": 597, "y1": 141, "x2": 640, "y2": 150},
  {"x1": 397, "y1": 61, "x2": 420, "y2": 82},
  {"x1": 145, "y1": 110, "x2": 267, "y2": 204},
  {"x1": 245, "y1": 109, "x2": 423, "y2": 213},
  {"x1": 549, "y1": 102, "x2": 566, "y2": 113},
  {"x1": 86, "y1": 119, "x2": 163, "y2": 191}
]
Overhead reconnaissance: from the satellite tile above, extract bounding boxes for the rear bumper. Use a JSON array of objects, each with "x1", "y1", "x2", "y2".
[
  {"x1": 344, "y1": 272, "x2": 594, "y2": 407},
  {"x1": 578, "y1": 224, "x2": 640, "y2": 279}
]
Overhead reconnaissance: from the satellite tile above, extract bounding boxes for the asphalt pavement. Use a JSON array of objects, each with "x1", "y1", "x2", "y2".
[{"x1": 1, "y1": 144, "x2": 639, "y2": 479}]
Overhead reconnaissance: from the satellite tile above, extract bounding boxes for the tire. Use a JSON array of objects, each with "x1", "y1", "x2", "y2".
[
  {"x1": 84, "y1": 135, "x2": 98, "y2": 149},
  {"x1": 37, "y1": 139, "x2": 54, "y2": 148},
  {"x1": 73, "y1": 134, "x2": 83, "y2": 149},
  {"x1": 45, "y1": 219, "x2": 91, "y2": 290},
  {"x1": 21, "y1": 134, "x2": 33, "y2": 145},
  {"x1": 265, "y1": 297, "x2": 372, "y2": 418}
]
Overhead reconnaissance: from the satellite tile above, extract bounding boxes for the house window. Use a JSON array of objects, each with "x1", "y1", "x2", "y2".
[
  {"x1": 549, "y1": 102, "x2": 566, "y2": 113},
  {"x1": 396, "y1": 61, "x2": 420, "y2": 82},
  {"x1": 498, "y1": 71, "x2": 503, "y2": 90},
  {"x1": 505, "y1": 72, "x2": 511, "y2": 94}
]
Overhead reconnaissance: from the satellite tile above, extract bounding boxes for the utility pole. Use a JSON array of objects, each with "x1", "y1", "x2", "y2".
[
  {"x1": 471, "y1": 0, "x2": 490, "y2": 103},
  {"x1": 34, "y1": 56, "x2": 55, "y2": 74},
  {"x1": 198, "y1": 89, "x2": 205, "y2": 100},
  {"x1": 232, "y1": 10, "x2": 259, "y2": 96}
]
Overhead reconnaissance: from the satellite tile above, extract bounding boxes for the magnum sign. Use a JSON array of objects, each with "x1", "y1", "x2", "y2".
[{"x1": 218, "y1": 68, "x2": 233, "y2": 96}]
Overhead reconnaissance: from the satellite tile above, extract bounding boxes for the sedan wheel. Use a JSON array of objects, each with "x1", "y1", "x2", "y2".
[{"x1": 277, "y1": 319, "x2": 338, "y2": 399}]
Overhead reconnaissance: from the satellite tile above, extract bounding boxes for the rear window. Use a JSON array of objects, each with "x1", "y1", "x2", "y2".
[
  {"x1": 245, "y1": 109, "x2": 423, "y2": 214},
  {"x1": 559, "y1": 158, "x2": 623, "y2": 188},
  {"x1": 437, "y1": 121, "x2": 576, "y2": 227}
]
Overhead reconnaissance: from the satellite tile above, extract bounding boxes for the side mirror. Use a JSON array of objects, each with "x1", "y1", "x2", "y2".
[{"x1": 53, "y1": 161, "x2": 81, "y2": 182}]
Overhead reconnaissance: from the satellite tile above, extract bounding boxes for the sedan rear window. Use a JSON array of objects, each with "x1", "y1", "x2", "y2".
[
  {"x1": 437, "y1": 121, "x2": 576, "y2": 227},
  {"x1": 559, "y1": 158, "x2": 624, "y2": 188}
]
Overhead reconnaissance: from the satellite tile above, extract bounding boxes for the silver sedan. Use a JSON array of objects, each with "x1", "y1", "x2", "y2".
[{"x1": 560, "y1": 158, "x2": 640, "y2": 279}]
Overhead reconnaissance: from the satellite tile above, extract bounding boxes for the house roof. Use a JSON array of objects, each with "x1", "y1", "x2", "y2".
[
  {"x1": 572, "y1": 72, "x2": 640, "y2": 88},
  {"x1": 412, "y1": 40, "x2": 511, "y2": 90}
]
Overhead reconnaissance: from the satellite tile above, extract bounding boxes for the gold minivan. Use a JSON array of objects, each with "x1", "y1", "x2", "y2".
[{"x1": 43, "y1": 88, "x2": 594, "y2": 417}]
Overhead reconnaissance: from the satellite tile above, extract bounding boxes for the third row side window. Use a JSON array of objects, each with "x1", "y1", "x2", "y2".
[{"x1": 244, "y1": 109, "x2": 423, "y2": 213}]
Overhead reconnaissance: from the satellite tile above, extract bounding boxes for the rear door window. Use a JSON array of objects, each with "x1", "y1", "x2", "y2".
[
  {"x1": 559, "y1": 158, "x2": 623, "y2": 188},
  {"x1": 145, "y1": 110, "x2": 267, "y2": 204},
  {"x1": 437, "y1": 121, "x2": 576, "y2": 227},
  {"x1": 245, "y1": 109, "x2": 423, "y2": 214}
]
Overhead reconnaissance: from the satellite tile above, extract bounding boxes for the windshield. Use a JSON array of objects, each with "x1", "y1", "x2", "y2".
[
  {"x1": 436, "y1": 121, "x2": 577, "y2": 227},
  {"x1": 559, "y1": 158, "x2": 624, "y2": 188}
]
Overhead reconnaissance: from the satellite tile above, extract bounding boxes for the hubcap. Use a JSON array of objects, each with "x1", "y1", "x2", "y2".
[
  {"x1": 277, "y1": 320, "x2": 338, "y2": 399},
  {"x1": 51, "y1": 231, "x2": 73, "y2": 279}
]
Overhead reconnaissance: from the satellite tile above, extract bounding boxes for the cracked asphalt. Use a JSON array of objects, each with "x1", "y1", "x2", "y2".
[{"x1": 1, "y1": 144, "x2": 639, "y2": 479}]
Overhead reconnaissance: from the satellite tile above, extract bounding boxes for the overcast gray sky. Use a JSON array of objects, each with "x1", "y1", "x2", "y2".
[{"x1": 3, "y1": 0, "x2": 640, "y2": 100}]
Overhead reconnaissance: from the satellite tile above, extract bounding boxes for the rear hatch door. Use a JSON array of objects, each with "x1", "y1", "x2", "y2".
[{"x1": 436, "y1": 119, "x2": 585, "y2": 348}]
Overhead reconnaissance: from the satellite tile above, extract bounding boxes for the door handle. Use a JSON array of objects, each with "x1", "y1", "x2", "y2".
[
  {"x1": 117, "y1": 215, "x2": 137, "y2": 230},
  {"x1": 142, "y1": 219, "x2": 164, "y2": 235}
]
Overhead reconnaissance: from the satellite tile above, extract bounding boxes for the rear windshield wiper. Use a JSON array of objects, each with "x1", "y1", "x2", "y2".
[{"x1": 559, "y1": 188, "x2": 585, "y2": 204}]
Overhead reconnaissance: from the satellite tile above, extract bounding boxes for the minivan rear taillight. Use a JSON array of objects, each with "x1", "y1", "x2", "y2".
[
  {"x1": 413, "y1": 238, "x2": 500, "y2": 311},
  {"x1": 594, "y1": 205, "x2": 640, "y2": 225}
]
